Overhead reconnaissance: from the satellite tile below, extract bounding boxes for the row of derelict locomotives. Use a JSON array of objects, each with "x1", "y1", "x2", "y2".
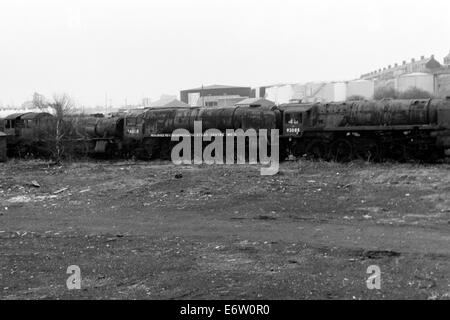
[{"x1": 1, "y1": 98, "x2": 450, "y2": 163}]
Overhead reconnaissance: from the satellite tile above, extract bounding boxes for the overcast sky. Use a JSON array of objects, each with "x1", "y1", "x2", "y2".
[{"x1": 0, "y1": 0, "x2": 449, "y2": 107}]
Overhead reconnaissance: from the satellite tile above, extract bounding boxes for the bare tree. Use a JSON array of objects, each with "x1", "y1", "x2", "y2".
[
  {"x1": 32, "y1": 92, "x2": 48, "y2": 109},
  {"x1": 49, "y1": 94, "x2": 75, "y2": 162},
  {"x1": 33, "y1": 92, "x2": 75, "y2": 163}
]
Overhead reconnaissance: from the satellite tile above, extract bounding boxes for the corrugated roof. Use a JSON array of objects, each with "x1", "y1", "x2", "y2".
[
  {"x1": 0, "y1": 132, "x2": 7, "y2": 137},
  {"x1": 3, "y1": 112, "x2": 31, "y2": 120},
  {"x1": 21, "y1": 112, "x2": 53, "y2": 120},
  {"x1": 126, "y1": 109, "x2": 146, "y2": 115},
  {"x1": 235, "y1": 98, "x2": 275, "y2": 107}
]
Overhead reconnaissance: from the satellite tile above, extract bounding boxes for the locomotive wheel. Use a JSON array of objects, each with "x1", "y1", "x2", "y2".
[
  {"x1": 355, "y1": 141, "x2": 380, "y2": 162},
  {"x1": 422, "y1": 147, "x2": 441, "y2": 163},
  {"x1": 402, "y1": 147, "x2": 416, "y2": 163},
  {"x1": 140, "y1": 138, "x2": 158, "y2": 160},
  {"x1": 159, "y1": 139, "x2": 172, "y2": 160},
  {"x1": 396, "y1": 145, "x2": 415, "y2": 163},
  {"x1": 329, "y1": 139, "x2": 353, "y2": 162},
  {"x1": 290, "y1": 140, "x2": 304, "y2": 158},
  {"x1": 305, "y1": 140, "x2": 327, "y2": 160}
]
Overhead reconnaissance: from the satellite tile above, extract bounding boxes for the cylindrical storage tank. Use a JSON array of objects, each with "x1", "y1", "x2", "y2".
[
  {"x1": 333, "y1": 82, "x2": 347, "y2": 102},
  {"x1": 398, "y1": 73, "x2": 434, "y2": 94},
  {"x1": 347, "y1": 79, "x2": 375, "y2": 99}
]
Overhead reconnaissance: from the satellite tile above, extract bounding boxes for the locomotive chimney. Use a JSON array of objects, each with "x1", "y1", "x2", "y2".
[{"x1": 411, "y1": 58, "x2": 415, "y2": 62}]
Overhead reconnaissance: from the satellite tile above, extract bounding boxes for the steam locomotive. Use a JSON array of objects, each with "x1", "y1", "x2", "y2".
[
  {"x1": 2, "y1": 98, "x2": 450, "y2": 162},
  {"x1": 84, "y1": 98, "x2": 450, "y2": 162}
]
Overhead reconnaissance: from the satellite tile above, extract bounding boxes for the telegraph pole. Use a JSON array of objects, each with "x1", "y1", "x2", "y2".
[{"x1": 105, "y1": 92, "x2": 108, "y2": 114}]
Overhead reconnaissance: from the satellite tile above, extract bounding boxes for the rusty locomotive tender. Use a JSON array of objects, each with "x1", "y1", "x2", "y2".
[{"x1": 1, "y1": 98, "x2": 450, "y2": 162}]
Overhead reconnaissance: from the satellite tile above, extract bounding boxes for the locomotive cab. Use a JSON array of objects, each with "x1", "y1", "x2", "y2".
[
  {"x1": 124, "y1": 110, "x2": 145, "y2": 140},
  {"x1": 279, "y1": 104, "x2": 314, "y2": 137},
  {"x1": 2, "y1": 112, "x2": 30, "y2": 137},
  {"x1": 20, "y1": 112, "x2": 54, "y2": 139}
]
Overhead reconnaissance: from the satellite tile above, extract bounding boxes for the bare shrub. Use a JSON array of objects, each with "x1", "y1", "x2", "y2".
[
  {"x1": 347, "y1": 95, "x2": 366, "y2": 101},
  {"x1": 373, "y1": 87, "x2": 398, "y2": 100},
  {"x1": 398, "y1": 87, "x2": 434, "y2": 99}
]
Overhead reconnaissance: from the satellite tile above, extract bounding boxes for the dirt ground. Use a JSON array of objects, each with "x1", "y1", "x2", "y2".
[{"x1": 0, "y1": 159, "x2": 449, "y2": 300}]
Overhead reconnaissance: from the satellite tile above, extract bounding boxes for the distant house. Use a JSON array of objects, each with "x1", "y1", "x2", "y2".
[
  {"x1": 360, "y1": 53, "x2": 450, "y2": 97},
  {"x1": 361, "y1": 55, "x2": 444, "y2": 81}
]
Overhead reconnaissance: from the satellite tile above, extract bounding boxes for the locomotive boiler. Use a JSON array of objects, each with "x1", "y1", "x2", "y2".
[{"x1": 83, "y1": 116, "x2": 125, "y2": 155}]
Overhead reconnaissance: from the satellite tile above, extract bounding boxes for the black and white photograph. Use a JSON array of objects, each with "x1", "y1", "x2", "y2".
[{"x1": 0, "y1": 0, "x2": 449, "y2": 306}]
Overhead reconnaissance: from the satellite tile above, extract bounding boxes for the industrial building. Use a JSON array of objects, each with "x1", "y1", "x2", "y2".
[
  {"x1": 198, "y1": 95, "x2": 246, "y2": 108},
  {"x1": 180, "y1": 84, "x2": 252, "y2": 107}
]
